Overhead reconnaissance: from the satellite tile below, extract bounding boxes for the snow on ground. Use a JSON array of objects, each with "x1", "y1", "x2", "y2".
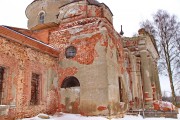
[{"x1": 22, "y1": 109, "x2": 180, "y2": 120}]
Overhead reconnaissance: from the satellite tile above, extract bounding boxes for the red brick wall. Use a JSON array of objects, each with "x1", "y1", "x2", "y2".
[{"x1": 0, "y1": 37, "x2": 59, "y2": 119}]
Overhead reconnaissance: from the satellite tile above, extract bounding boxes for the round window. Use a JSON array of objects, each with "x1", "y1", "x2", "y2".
[{"x1": 65, "y1": 46, "x2": 77, "y2": 58}]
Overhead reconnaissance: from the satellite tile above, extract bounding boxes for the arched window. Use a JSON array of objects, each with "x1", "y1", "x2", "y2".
[
  {"x1": 39, "y1": 12, "x2": 45, "y2": 24},
  {"x1": 61, "y1": 76, "x2": 80, "y2": 88}
]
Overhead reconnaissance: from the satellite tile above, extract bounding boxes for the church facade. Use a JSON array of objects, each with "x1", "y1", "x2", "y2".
[{"x1": 0, "y1": 0, "x2": 161, "y2": 119}]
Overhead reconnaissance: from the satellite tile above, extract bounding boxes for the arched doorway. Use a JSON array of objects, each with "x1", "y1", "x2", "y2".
[
  {"x1": 61, "y1": 76, "x2": 80, "y2": 88},
  {"x1": 60, "y1": 76, "x2": 80, "y2": 113}
]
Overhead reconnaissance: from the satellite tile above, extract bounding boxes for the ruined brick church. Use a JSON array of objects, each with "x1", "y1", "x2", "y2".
[{"x1": 0, "y1": 0, "x2": 161, "y2": 119}]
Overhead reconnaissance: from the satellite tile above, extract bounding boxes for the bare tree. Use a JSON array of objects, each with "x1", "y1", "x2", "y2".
[
  {"x1": 140, "y1": 10, "x2": 180, "y2": 104},
  {"x1": 174, "y1": 36, "x2": 180, "y2": 96},
  {"x1": 162, "y1": 91, "x2": 172, "y2": 102}
]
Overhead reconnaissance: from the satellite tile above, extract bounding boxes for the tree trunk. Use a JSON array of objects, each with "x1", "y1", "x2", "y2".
[
  {"x1": 164, "y1": 42, "x2": 177, "y2": 104},
  {"x1": 168, "y1": 68, "x2": 177, "y2": 104}
]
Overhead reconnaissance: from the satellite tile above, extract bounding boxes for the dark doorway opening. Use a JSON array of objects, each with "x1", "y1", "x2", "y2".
[{"x1": 61, "y1": 76, "x2": 80, "y2": 88}]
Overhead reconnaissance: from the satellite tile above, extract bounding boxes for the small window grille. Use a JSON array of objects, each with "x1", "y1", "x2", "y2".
[
  {"x1": 0, "y1": 67, "x2": 5, "y2": 105},
  {"x1": 30, "y1": 73, "x2": 40, "y2": 105},
  {"x1": 65, "y1": 46, "x2": 77, "y2": 59}
]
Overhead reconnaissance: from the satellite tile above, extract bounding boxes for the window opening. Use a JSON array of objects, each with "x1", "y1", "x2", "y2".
[
  {"x1": 30, "y1": 73, "x2": 40, "y2": 105},
  {"x1": 0, "y1": 67, "x2": 4, "y2": 105},
  {"x1": 39, "y1": 12, "x2": 45, "y2": 24},
  {"x1": 118, "y1": 77, "x2": 123, "y2": 102},
  {"x1": 65, "y1": 46, "x2": 77, "y2": 59}
]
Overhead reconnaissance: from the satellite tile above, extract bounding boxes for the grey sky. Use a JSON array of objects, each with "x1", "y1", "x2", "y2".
[{"x1": 0, "y1": 0, "x2": 179, "y2": 94}]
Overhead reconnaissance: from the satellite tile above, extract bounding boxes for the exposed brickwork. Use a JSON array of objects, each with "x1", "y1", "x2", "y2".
[
  {"x1": 0, "y1": 26, "x2": 59, "y2": 57},
  {"x1": 0, "y1": 35, "x2": 58, "y2": 119},
  {"x1": 59, "y1": 67, "x2": 78, "y2": 87}
]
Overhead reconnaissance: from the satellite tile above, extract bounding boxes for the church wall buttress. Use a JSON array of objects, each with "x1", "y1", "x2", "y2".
[{"x1": 49, "y1": 17, "x2": 125, "y2": 116}]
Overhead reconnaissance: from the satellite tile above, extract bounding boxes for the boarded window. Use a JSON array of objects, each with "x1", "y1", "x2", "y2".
[
  {"x1": 30, "y1": 73, "x2": 40, "y2": 105},
  {"x1": 0, "y1": 67, "x2": 5, "y2": 104}
]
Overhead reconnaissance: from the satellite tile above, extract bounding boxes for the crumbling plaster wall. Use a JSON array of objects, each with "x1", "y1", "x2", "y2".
[{"x1": 123, "y1": 48, "x2": 143, "y2": 109}]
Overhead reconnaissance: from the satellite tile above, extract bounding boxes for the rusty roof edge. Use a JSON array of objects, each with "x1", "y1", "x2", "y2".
[
  {"x1": 2, "y1": 26, "x2": 56, "y2": 50},
  {"x1": 0, "y1": 25, "x2": 59, "y2": 57}
]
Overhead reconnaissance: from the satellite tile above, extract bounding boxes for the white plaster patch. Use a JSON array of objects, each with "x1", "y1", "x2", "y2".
[
  {"x1": 64, "y1": 8, "x2": 82, "y2": 19},
  {"x1": 69, "y1": 27, "x2": 83, "y2": 34}
]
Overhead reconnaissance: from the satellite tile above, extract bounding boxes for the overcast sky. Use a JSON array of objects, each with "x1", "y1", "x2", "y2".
[{"x1": 0, "y1": 0, "x2": 179, "y2": 95}]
